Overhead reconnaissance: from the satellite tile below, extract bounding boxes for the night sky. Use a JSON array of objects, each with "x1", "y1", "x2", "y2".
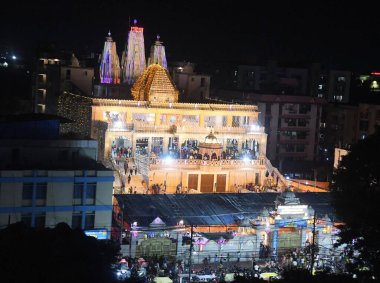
[{"x1": 2, "y1": 0, "x2": 380, "y2": 71}]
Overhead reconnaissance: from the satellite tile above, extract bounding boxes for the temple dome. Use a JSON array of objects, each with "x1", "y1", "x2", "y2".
[
  {"x1": 204, "y1": 132, "x2": 219, "y2": 144},
  {"x1": 131, "y1": 64, "x2": 179, "y2": 102}
]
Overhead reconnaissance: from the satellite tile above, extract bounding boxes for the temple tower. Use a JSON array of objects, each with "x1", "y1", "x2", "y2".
[
  {"x1": 147, "y1": 35, "x2": 167, "y2": 69},
  {"x1": 121, "y1": 19, "x2": 146, "y2": 85},
  {"x1": 99, "y1": 31, "x2": 121, "y2": 84}
]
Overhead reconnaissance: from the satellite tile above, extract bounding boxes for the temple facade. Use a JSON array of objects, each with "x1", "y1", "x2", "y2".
[{"x1": 90, "y1": 65, "x2": 287, "y2": 193}]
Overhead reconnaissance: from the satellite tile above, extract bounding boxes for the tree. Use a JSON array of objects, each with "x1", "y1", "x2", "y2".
[
  {"x1": 330, "y1": 127, "x2": 380, "y2": 278},
  {"x1": 0, "y1": 222, "x2": 119, "y2": 283}
]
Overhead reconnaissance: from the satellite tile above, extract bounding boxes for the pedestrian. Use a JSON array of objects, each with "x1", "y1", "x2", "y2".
[
  {"x1": 130, "y1": 168, "x2": 133, "y2": 175},
  {"x1": 127, "y1": 174, "x2": 131, "y2": 184},
  {"x1": 134, "y1": 167, "x2": 137, "y2": 175}
]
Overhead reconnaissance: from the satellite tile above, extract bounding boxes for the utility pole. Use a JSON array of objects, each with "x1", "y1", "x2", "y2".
[
  {"x1": 188, "y1": 225, "x2": 194, "y2": 283},
  {"x1": 310, "y1": 210, "x2": 317, "y2": 275}
]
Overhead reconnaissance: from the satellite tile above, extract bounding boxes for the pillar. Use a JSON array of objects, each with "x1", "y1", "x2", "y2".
[
  {"x1": 155, "y1": 113, "x2": 161, "y2": 125},
  {"x1": 132, "y1": 136, "x2": 136, "y2": 156},
  {"x1": 163, "y1": 137, "x2": 169, "y2": 154},
  {"x1": 199, "y1": 114, "x2": 204, "y2": 127},
  {"x1": 197, "y1": 174, "x2": 201, "y2": 192},
  {"x1": 227, "y1": 115, "x2": 233, "y2": 127}
]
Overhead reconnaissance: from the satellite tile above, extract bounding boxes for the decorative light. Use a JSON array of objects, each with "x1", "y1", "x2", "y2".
[{"x1": 179, "y1": 220, "x2": 184, "y2": 226}]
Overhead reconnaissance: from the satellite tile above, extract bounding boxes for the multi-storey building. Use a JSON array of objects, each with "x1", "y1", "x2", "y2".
[
  {"x1": 0, "y1": 114, "x2": 114, "y2": 234},
  {"x1": 209, "y1": 89, "x2": 325, "y2": 178},
  {"x1": 170, "y1": 62, "x2": 211, "y2": 101},
  {"x1": 33, "y1": 53, "x2": 94, "y2": 114}
]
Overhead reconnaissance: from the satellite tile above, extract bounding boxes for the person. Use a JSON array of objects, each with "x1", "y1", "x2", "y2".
[
  {"x1": 127, "y1": 174, "x2": 131, "y2": 184},
  {"x1": 134, "y1": 166, "x2": 137, "y2": 175}
]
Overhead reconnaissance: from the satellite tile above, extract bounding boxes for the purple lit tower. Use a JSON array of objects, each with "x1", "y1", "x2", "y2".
[
  {"x1": 147, "y1": 35, "x2": 167, "y2": 69},
  {"x1": 99, "y1": 31, "x2": 121, "y2": 84},
  {"x1": 121, "y1": 19, "x2": 146, "y2": 85}
]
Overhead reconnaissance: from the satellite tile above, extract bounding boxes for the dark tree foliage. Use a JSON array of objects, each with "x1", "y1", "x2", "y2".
[
  {"x1": 331, "y1": 127, "x2": 380, "y2": 278},
  {"x1": 0, "y1": 222, "x2": 119, "y2": 283}
]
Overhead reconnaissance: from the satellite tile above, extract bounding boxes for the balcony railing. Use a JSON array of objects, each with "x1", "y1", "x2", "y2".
[
  {"x1": 107, "y1": 121, "x2": 265, "y2": 134},
  {"x1": 149, "y1": 158, "x2": 266, "y2": 170}
]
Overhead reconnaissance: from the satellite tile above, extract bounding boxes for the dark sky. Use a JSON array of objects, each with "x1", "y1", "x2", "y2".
[{"x1": 2, "y1": 0, "x2": 380, "y2": 71}]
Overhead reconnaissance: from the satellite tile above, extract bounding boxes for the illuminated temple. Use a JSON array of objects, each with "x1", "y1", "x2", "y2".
[{"x1": 89, "y1": 62, "x2": 288, "y2": 193}]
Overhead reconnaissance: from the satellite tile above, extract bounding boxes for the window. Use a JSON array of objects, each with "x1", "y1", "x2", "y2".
[
  {"x1": 73, "y1": 183, "x2": 84, "y2": 205},
  {"x1": 86, "y1": 183, "x2": 96, "y2": 198},
  {"x1": 284, "y1": 118, "x2": 296, "y2": 127},
  {"x1": 85, "y1": 212, "x2": 95, "y2": 230},
  {"x1": 297, "y1": 132, "x2": 307, "y2": 140},
  {"x1": 22, "y1": 183, "x2": 33, "y2": 200},
  {"x1": 35, "y1": 183, "x2": 47, "y2": 206},
  {"x1": 72, "y1": 213, "x2": 82, "y2": 229},
  {"x1": 299, "y1": 104, "x2": 311, "y2": 114},
  {"x1": 298, "y1": 119, "x2": 308, "y2": 127},
  {"x1": 36, "y1": 183, "x2": 47, "y2": 199},
  {"x1": 296, "y1": 145, "x2": 306, "y2": 152}
]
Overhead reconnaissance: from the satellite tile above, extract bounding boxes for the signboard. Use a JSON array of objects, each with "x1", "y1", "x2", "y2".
[
  {"x1": 277, "y1": 205, "x2": 308, "y2": 215},
  {"x1": 275, "y1": 219, "x2": 307, "y2": 228},
  {"x1": 84, "y1": 229, "x2": 109, "y2": 240}
]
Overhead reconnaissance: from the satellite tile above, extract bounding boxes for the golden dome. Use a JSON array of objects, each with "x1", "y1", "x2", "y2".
[{"x1": 131, "y1": 64, "x2": 179, "y2": 102}]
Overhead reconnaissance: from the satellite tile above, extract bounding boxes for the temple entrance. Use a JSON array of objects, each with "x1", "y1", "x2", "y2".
[
  {"x1": 277, "y1": 228, "x2": 302, "y2": 255},
  {"x1": 200, "y1": 174, "x2": 214, "y2": 193},
  {"x1": 216, "y1": 174, "x2": 226, "y2": 192},
  {"x1": 188, "y1": 174, "x2": 198, "y2": 191}
]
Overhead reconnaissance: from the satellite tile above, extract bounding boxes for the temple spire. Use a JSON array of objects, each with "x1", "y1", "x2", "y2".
[
  {"x1": 99, "y1": 31, "x2": 121, "y2": 84},
  {"x1": 121, "y1": 19, "x2": 146, "y2": 85},
  {"x1": 147, "y1": 35, "x2": 167, "y2": 69}
]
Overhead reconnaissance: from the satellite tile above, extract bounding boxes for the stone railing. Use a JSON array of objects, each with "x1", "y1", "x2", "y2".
[{"x1": 264, "y1": 158, "x2": 288, "y2": 189}]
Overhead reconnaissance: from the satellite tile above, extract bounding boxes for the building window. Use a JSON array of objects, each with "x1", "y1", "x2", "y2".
[
  {"x1": 22, "y1": 183, "x2": 33, "y2": 206},
  {"x1": 72, "y1": 213, "x2": 82, "y2": 229},
  {"x1": 296, "y1": 145, "x2": 306, "y2": 152},
  {"x1": 86, "y1": 183, "x2": 96, "y2": 205},
  {"x1": 85, "y1": 212, "x2": 95, "y2": 230},
  {"x1": 299, "y1": 104, "x2": 311, "y2": 114},
  {"x1": 73, "y1": 183, "x2": 84, "y2": 205},
  {"x1": 36, "y1": 183, "x2": 47, "y2": 206}
]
